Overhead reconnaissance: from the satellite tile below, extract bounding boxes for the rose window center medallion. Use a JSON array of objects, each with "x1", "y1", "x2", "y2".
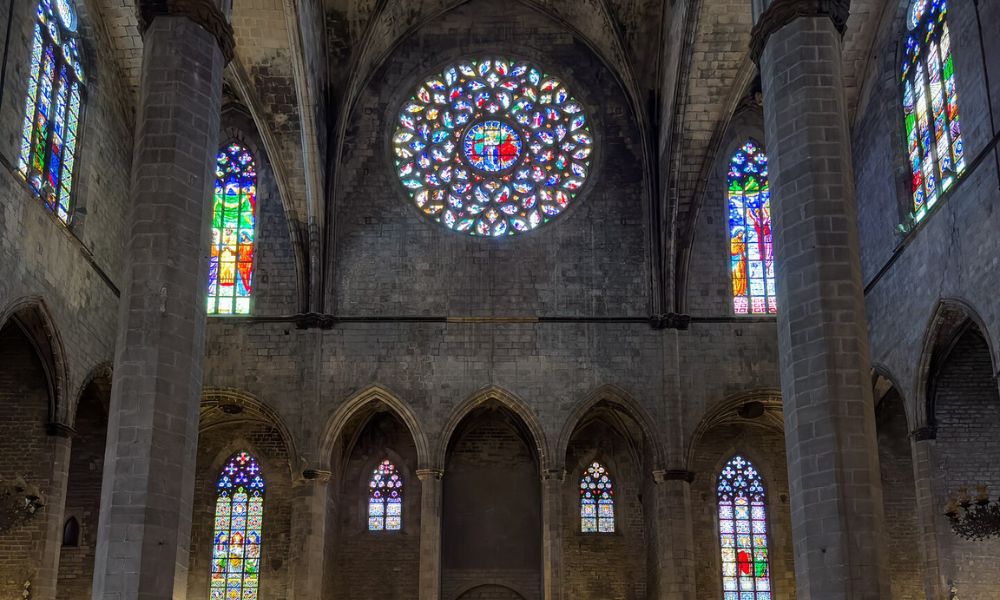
[{"x1": 392, "y1": 57, "x2": 594, "y2": 237}]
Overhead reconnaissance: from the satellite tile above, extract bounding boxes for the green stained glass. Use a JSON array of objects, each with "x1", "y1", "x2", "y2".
[
  {"x1": 718, "y1": 456, "x2": 771, "y2": 600},
  {"x1": 211, "y1": 452, "x2": 265, "y2": 600},
  {"x1": 208, "y1": 144, "x2": 257, "y2": 316}
]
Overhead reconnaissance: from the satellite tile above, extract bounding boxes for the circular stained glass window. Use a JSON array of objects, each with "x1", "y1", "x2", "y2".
[
  {"x1": 391, "y1": 57, "x2": 594, "y2": 237},
  {"x1": 54, "y1": 0, "x2": 78, "y2": 33}
]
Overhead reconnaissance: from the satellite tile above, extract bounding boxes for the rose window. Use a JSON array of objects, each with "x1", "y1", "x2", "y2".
[{"x1": 391, "y1": 57, "x2": 594, "y2": 237}]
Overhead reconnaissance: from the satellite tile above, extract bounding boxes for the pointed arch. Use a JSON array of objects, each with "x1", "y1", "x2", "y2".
[
  {"x1": 915, "y1": 298, "x2": 995, "y2": 431},
  {"x1": 200, "y1": 388, "x2": 300, "y2": 473},
  {"x1": 437, "y1": 385, "x2": 549, "y2": 472},
  {"x1": 557, "y1": 384, "x2": 665, "y2": 471},
  {"x1": 0, "y1": 296, "x2": 69, "y2": 423},
  {"x1": 686, "y1": 390, "x2": 783, "y2": 471},
  {"x1": 716, "y1": 454, "x2": 771, "y2": 599},
  {"x1": 727, "y1": 139, "x2": 774, "y2": 315},
  {"x1": 210, "y1": 450, "x2": 265, "y2": 599},
  {"x1": 18, "y1": 0, "x2": 86, "y2": 222},
  {"x1": 322, "y1": 384, "x2": 431, "y2": 471}
]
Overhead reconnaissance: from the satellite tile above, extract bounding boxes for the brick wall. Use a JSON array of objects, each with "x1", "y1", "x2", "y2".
[
  {"x1": 329, "y1": 413, "x2": 421, "y2": 599},
  {"x1": 0, "y1": 323, "x2": 56, "y2": 597},
  {"x1": 55, "y1": 379, "x2": 108, "y2": 599}
]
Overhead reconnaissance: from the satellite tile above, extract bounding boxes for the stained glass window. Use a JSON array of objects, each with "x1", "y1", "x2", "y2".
[
  {"x1": 211, "y1": 451, "x2": 264, "y2": 600},
  {"x1": 902, "y1": 0, "x2": 965, "y2": 221},
  {"x1": 368, "y1": 459, "x2": 402, "y2": 531},
  {"x1": 18, "y1": 0, "x2": 85, "y2": 223},
  {"x1": 717, "y1": 455, "x2": 770, "y2": 600},
  {"x1": 728, "y1": 141, "x2": 775, "y2": 315},
  {"x1": 580, "y1": 461, "x2": 614, "y2": 533},
  {"x1": 391, "y1": 57, "x2": 594, "y2": 236},
  {"x1": 208, "y1": 144, "x2": 257, "y2": 315}
]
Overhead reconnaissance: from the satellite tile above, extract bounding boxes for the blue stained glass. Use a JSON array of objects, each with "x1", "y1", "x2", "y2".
[
  {"x1": 580, "y1": 462, "x2": 615, "y2": 534},
  {"x1": 211, "y1": 451, "x2": 264, "y2": 600},
  {"x1": 728, "y1": 141, "x2": 775, "y2": 315},
  {"x1": 208, "y1": 144, "x2": 257, "y2": 315},
  {"x1": 717, "y1": 456, "x2": 771, "y2": 600},
  {"x1": 368, "y1": 459, "x2": 403, "y2": 531},
  {"x1": 18, "y1": 0, "x2": 84, "y2": 224}
]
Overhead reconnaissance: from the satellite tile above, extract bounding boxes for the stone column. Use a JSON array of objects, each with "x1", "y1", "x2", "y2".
[
  {"x1": 290, "y1": 469, "x2": 330, "y2": 599},
  {"x1": 541, "y1": 469, "x2": 564, "y2": 600},
  {"x1": 653, "y1": 470, "x2": 696, "y2": 600},
  {"x1": 34, "y1": 426, "x2": 73, "y2": 600},
  {"x1": 750, "y1": 2, "x2": 890, "y2": 597},
  {"x1": 417, "y1": 468, "x2": 444, "y2": 600},
  {"x1": 910, "y1": 430, "x2": 947, "y2": 599},
  {"x1": 90, "y1": 4, "x2": 233, "y2": 599}
]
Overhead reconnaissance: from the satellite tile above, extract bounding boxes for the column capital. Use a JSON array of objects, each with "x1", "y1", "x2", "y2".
[
  {"x1": 46, "y1": 422, "x2": 76, "y2": 438},
  {"x1": 911, "y1": 425, "x2": 937, "y2": 441},
  {"x1": 749, "y1": 0, "x2": 851, "y2": 65},
  {"x1": 542, "y1": 468, "x2": 566, "y2": 483},
  {"x1": 137, "y1": 0, "x2": 236, "y2": 64},
  {"x1": 302, "y1": 469, "x2": 332, "y2": 482},
  {"x1": 654, "y1": 469, "x2": 695, "y2": 484},
  {"x1": 416, "y1": 468, "x2": 444, "y2": 481}
]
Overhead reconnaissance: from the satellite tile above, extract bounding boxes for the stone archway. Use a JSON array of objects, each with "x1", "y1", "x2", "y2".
[{"x1": 455, "y1": 584, "x2": 526, "y2": 600}]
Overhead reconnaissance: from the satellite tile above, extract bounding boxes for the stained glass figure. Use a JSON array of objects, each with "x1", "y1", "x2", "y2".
[
  {"x1": 580, "y1": 461, "x2": 614, "y2": 533},
  {"x1": 717, "y1": 455, "x2": 770, "y2": 600},
  {"x1": 18, "y1": 0, "x2": 85, "y2": 223},
  {"x1": 902, "y1": 0, "x2": 965, "y2": 221},
  {"x1": 368, "y1": 459, "x2": 403, "y2": 531},
  {"x1": 211, "y1": 451, "x2": 265, "y2": 600},
  {"x1": 728, "y1": 141, "x2": 775, "y2": 315},
  {"x1": 209, "y1": 144, "x2": 257, "y2": 315},
  {"x1": 391, "y1": 57, "x2": 594, "y2": 236}
]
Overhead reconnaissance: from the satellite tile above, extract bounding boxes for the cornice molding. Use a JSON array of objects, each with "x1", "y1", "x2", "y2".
[
  {"x1": 749, "y1": 0, "x2": 851, "y2": 65},
  {"x1": 138, "y1": 0, "x2": 235, "y2": 64}
]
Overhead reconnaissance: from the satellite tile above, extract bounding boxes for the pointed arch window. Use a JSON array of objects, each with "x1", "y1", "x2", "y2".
[
  {"x1": 211, "y1": 451, "x2": 264, "y2": 600},
  {"x1": 902, "y1": 0, "x2": 965, "y2": 221},
  {"x1": 208, "y1": 143, "x2": 257, "y2": 315},
  {"x1": 728, "y1": 141, "x2": 775, "y2": 315},
  {"x1": 18, "y1": 0, "x2": 85, "y2": 223},
  {"x1": 580, "y1": 461, "x2": 614, "y2": 533},
  {"x1": 717, "y1": 455, "x2": 770, "y2": 600},
  {"x1": 368, "y1": 459, "x2": 403, "y2": 531}
]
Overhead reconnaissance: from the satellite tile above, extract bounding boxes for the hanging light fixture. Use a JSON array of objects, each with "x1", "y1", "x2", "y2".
[{"x1": 944, "y1": 485, "x2": 1000, "y2": 541}]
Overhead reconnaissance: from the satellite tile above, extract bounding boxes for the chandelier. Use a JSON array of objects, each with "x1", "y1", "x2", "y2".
[
  {"x1": 0, "y1": 475, "x2": 45, "y2": 533},
  {"x1": 944, "y1": 485, "x2": 1000, "y2": 541}
]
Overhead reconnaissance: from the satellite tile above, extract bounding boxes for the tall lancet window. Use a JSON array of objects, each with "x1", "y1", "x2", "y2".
[
  {"x1": 368, "y1": 459, "x2": 403, "y2": 531},
  {"x1": 211, "y1": 451, "x2": 265, "y2": 600},
  {"x1": 728, "y1": 141, "x2": 775, "y2": 315},
  {"x1": 902, "y1": 0, "x2": 965, "y2": 221},
  {"x1": 580, "y1": 461, "x2": 615, "y2": 533},
  {"x1": 18, "y1": 0, "x2": 85, "y2": 223},
  {"x1": 717, "y1": 455, "x2": 771, "y2": 600},
  {"x1": 209, "y1": 143, "x2": 257, "y2": 315}
]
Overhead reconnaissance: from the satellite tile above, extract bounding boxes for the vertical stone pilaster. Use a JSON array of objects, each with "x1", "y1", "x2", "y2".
[
  {"x1": 752, "y1": 2, "x2": 890, "y2": 597},
  {"x1": 541, "y1": 469, "x2": 564, "y2": 600},
  {"x1": 90, "y1": 6, "x2": 230, "y2": 598},
  {"x1": 290, "y1": 470, "x2": 330, "y2": 599},
  {"x1": 34, "y1": 429, "x2": 73, "y2": 600},
  {"x1": 911, "y1": 433, "x2": 947, "y2": 599},
  {"x1": 653, "y1": 470, "x2": 696, "y2": 600},
  {"x1": 416, "y1": 468, "x2": 443, "y2": 600}
]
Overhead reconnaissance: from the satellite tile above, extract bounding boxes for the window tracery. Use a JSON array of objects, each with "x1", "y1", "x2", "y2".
[
  {"x1": 368, "y1": 459, "x2": 403, "y2": 531},
  {"x1": 209, "y1": 143, "x2": 257, "y2": 315},
  {"x1": 902, "y1": 0, "x2": 965, "y2": 221},
  {"x1": 18, "y1": 0, "x2": 85, "y2": 223},
  {"x1": 717, "y1": 455, "x2": 771, "y2": 600},
  {"x1": 728, "y1": 141, "x2": 775, "y2": 315},
  {"x1": 211, "y1": 451, "x2": 265, "y2": 600},
  {"x1": 391, "y1": 57, "x2": 594, "y2": 236},
  {"x1": 580, "y1": 461, "x2": 614, "y2": 533}
]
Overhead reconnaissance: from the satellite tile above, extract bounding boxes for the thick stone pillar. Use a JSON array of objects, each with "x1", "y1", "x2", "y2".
[
  {"x1": 652, "y1": 470, "x2": 696, "y2": 600},
  {"x1": 910, "y1": 431, "x2": 947, "y2": 599},
  {"x1": 751, "y1": 2, "x2": 889, "y2": 598},
  {"x1": 417, "y1": 468, "x2": 443, "y2": 600},
  {"x1": 34, "y1": 427, "x2": 73, "y2": 600},
  {"x1": 90, "y1": 4, "x2": 233, "y2": 599},
  {"x1": 541, "y1": 469, "x2": 564, "y2": 600},
  {"x1": 290, "y1": 469, "x2": 330, "y2": 599}
]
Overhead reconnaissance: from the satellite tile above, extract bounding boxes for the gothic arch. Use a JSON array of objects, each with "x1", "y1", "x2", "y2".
[
  {"x1": 0, "y1": 296, "x2": 70, "y2": 423},
  {"x1": 437, "y1": 385, "x2": 549, "y2": 472},
  {"x1": 556, "y1": 384, "x2": 665, "y2": 471},
  {"x1": 201, "y1": 387, "x2": 300, "y2": 473},
  {"x1": 686, "y1": 389, "x2": 783, "y2": 471},
  {"x1": 322, "y1": 384, "x2": 431, "y2": 471},
  {"x1": 915, "y1": 298, "x2": 996, "y2": 431},
  {"x1": 71, "y1": 362, "x2": 112, "y2": 423},
  {"x1": 453, "y1": 583, "x2": 527, "y2": 600}
]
